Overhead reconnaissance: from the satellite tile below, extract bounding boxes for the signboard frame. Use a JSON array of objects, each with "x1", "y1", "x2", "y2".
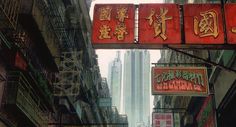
[
  {"x1": 225, "y1": 3, "x2": 236, "y2": 44},
  {"x1": 138, "y1": 4, "x2": 181, "y2": 44},
  {"x1": 184, "y1": 4, "x2": 224, "y2": 44},
  {"x1": 151, "y1": 67, "x2": 209, "y2": 96},
  {"x1": 92, "y1": 4, "x2": 135, "y2": 45},
  {"x1": 92, "y1": 4, "x2": 236, "y2": 49}
]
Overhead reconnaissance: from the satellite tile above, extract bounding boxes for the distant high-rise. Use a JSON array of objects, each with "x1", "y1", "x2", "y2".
[
  {"x1": 123, "y1": 50, "x2": 150, "y2": 127},
  {"x1": 108, "y1": 51, "x2": 122, "y2": 112}
]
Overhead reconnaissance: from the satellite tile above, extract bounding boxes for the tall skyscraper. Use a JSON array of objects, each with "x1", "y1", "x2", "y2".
[
  {"x1": 123, "y1": 50, "x2": 150, "y2": 127},
  {"x1": 108, "y1": 51, "x2": 122, "y2": 112}
]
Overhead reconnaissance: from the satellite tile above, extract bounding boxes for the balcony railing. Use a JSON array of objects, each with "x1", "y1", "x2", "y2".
[
  {"x1": 31, "y1": 0, "x2": 72, "y2": 49},
  {"x1": 6, "y1": 71, "x2": 48, "y2": 127},
  {"x1": 0, "y1": 0, "x2": 21, "y2": 29},
  {"x1": 0, "y1": 31, "x2": 12, "y2": 49}
]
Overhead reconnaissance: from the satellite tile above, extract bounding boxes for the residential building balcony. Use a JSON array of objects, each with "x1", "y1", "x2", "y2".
[
  {"x1": 6, "y1": 71, "x2": 49, "y2": 126},
  {"x1": 0, "y1": 0, "x2": 21, "y2": 29}
]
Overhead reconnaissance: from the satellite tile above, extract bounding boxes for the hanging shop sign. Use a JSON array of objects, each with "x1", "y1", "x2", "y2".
[
  {"x1": 92, "y1": 4, "x2": 135, "y2": 46},
  {"x1": 152, "y1": 113, "x2": 173, "y2": 127},
  {"x1": 151, "y1": 67, "x2": 209, "y2": 96},
  {"x1": 92, "y1": 4, "x2": 236, "y2": 49},
  {"x1": 225, "y1": 4, "x2": 236, "y2": 44},
  {"x1": 138, "y1": 4, "x2": 181, "y2": 44},
  {"x1": 196, "y1": 96, "x2": 216, "y2": 127},
  {"x1": 184, "y1": 4, "x2": 224, "y2": 44}
]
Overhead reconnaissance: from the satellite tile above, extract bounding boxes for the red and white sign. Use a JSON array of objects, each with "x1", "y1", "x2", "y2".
[
  {"x1": 139, "y1": 4, "x2": 181, "y2": 44},
  {"x1": 225, "y1": 4, "x2": 236, "y2": 44},
  {"x1": 153, "y1": 113, "x2": 173, "y2": 127},
  {"x1": 92, "y1": 4, "x2": 135, "y2": 45},
  {"x1": 152, "y1": 67, "x2": 209, "y2": 96},
  {"x1": 184, "y1": 4, "x2": 224, "y2": 44}
]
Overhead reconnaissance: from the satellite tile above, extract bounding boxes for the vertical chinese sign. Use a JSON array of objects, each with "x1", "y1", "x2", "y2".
[
  {"x1": 225, "y1": 4, "x2": 236, "y2": 44},
  {"x1": 139, "y1": 4, "x2": 181, "y2": 44},
  {"x1": 184, "y1": 4, "x2": 224, "y2": 44},
  {"x1": 152, "y1": 113, "x2": 173, "y2": 127},
  {"x1": 152, "y1": 67, "x2": 209, "y2": 96},
  {"x1": 92, "y1": 4, "x2": 135, "y2": 46}
]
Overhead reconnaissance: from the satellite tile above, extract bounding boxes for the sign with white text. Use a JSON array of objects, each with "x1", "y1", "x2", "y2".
[{"x1": 152, "y1": 67, "x2": 209, "y2": 96}]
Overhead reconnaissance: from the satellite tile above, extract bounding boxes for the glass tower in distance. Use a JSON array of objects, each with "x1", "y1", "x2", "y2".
[
  {"x1": 108, "y1": 51, "x2": 122, "y2": 112},
  {"x1": 123, "y1": 50, "x2": 150, "y2": 127}
]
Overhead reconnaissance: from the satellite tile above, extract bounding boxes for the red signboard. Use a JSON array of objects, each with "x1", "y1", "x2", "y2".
[
  {"x1": 196, "y1": 96, "x2": 216, "y2": 127},
  {"x1": 92, "y1": 4, "x2": 135, "y2": 45},
  {"x1": 184, "y1": 4, "x2": 224, "y2": 44},
  {"x1": 152, "y1": 113, "x2": 173, "y2": 127},
  {"x1": 139, "y1": 4, "x2": 181, "y2": 44},
  {"x1": 225, "y1": 4, "x2": 236, "y2": 44},
  {"x1": 91, "y1": 4, "x2": 236, "y2": 49},
  {"x1": 152, "y1": 67, "x2": 209, "y2": 96}
]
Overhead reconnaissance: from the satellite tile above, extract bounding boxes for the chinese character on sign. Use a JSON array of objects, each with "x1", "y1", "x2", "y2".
[
  {"x1": 92, "y1": 4, "x2": 135, "y2": 45},
  {"x1": 194, "y1": 10, "x2": 219, "y2": 38},
  {"x1": 99, "y1": 25, "x2": 111, "y2": 39},
  {"x1": 184, "y1": 4, "x2": 223, "y2": 44},
  {"x1": 99, "y1": 6, "x2": 112, "y2": 21},
  {"x1": 116, "y1": 7, "x2": 128, "y2": 22},
  {"x1": 146, "y1": 8, "x2": 172, "y2": 40},
  {"x1": 114, "y1": 23, "x2": 128, "y2": 40},
  {"x1": 146, "y1": 8, "x2": 155, "y2": 25},
  {"x1": 232, "y1": 27, "x2": 236, "y2": 33},
  {"x1": 139, "y1": 4, "x2": 181, "y2": 44}
]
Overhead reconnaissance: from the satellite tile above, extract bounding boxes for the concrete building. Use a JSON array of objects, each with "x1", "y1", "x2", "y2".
[
  {"x1": 123, "y1": 50, "x2": 150, "y2": 127},
  {"x1": 0, "y1": 0, "x2": 117, "y2": 126},
  {"x1": 108, "y1": 51, "x2": 122, "y2": 112},
  {"x1": 152, "y1": 1, "x2": 236, "y2": 127},
  {"x1": 98, "y1": 78, "x2": 128, "y2": 127},
  {"x1": 154, "y1": 50, "x2": 236, "y2": 127}
]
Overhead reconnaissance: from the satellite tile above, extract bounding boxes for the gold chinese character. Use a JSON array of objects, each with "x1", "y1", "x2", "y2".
[
  {"x1": 99, "y1": 25, "x2": 111, "y2": 39},
  {"x1": 231, "y1": 27, "x2": 236, "y2": 33},
  {"x1": 114, "y1": 23, "x2": 128, "y2": 40},
  {"x1": 146, "y1": 8, "x2": 172, "y2": 40},
  {"x1": 146, "y1": 8, "x2": 155, "y2": 25},
  {"x1": 99, "y1": 6, "x2": 112, "y2": 21},
  {"x1": 116, "y1": 7, "x2": 128, "y2": 22},
  {"x1": 194, "y1": 9, "x2": 219, "y2": 38}
]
